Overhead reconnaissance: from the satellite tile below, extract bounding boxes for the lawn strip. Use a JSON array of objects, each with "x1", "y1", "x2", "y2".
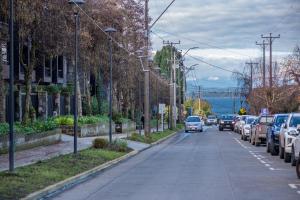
[{"x1": 0, "y1": 149, "x2": 126, "y2": 200}]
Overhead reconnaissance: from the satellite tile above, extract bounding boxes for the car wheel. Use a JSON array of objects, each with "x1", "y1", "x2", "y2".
[
  {"x1": 200, "y1": 129, "x2": 203, "y2": 132},
  {"x1": 284, "y1": 152, "x2": 291, "y2": 163},
  {"x1": 291, "y1": 146, "x2": 296, "y2": 166},
  {"x1": 219, "y1": 127, "x2": 223, "y2": 131},
  {"x1": 270, "y1": 140, "x2": 279, "y2": 156},
  {"x1": 255, "y1": 139, "x2": 260, "y2": 146},
  {"x1": 279, "y1": 145, "x2": 284, "y2": 159},
  {"x1": 266, "y1": 141, "x2": 270, "y2": 153},
  {"x1": 297, "y1": 153, "x2": 300, "y2": 179},
  {"x1": 185, "y1": 130, "x2": 188, "y2": 133}
]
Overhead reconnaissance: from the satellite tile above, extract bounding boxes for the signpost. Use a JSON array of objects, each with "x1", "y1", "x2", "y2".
[{"x1": 159, "y1": 104, "x2": 165, "y2": 131}]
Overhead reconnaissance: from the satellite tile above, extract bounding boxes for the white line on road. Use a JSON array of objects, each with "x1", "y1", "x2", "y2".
[{"x1": 289, "y1": 184, "x2": 300, "y2": 189}]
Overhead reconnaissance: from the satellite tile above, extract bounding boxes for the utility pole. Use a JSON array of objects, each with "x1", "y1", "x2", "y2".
[
  {"x1": 163, "y1": 40, "x2": 180, "y2": 129},
  {"x1": 256, "y1": 40, "x2": 268, "y2": 88},
  {"x1": 261, "y1": 33, "x2": 280, "y2": 88},
  {"x1": 198, "y1": 86, "x2": 201, "y2": 116},
  {"x1": 144, "y1": 0, "x2": 151, "y2": 135},
  {"x1": 246, "y1": 62, "x2": 258, "y2": 92},
  {"x1": 9, "y1": 0, "x2": 15, "y2": 172}
]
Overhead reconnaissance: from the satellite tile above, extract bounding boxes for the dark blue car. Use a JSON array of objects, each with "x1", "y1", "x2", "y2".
[{"x1": 266, "y1": 114, "x2": 289, "y2": 155}]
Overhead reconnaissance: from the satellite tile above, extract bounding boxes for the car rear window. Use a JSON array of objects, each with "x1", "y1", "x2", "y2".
[
  {"x1": 259, "y1": 116, "x2": 273, "y2": 123},
  {"x1": 246, "y1": 118, "x2": 255, "y2": 124},
  {"x1": 187, "y1": 117, "x2": 200, "y2": 122},
  {"x1": 222, "y1": 115, "x2": 234, "y2": 120},
  {"x1": 289, "y1": 116, "x2": 300, "y2": 127},
  {"x1": 275, "y1": 115, "x2": 288, "y2": 125}
]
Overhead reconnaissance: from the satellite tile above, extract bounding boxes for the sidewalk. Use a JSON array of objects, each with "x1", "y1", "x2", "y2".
[{"x1": 0, "y1": 127, "x2": 163, "y2": 172}]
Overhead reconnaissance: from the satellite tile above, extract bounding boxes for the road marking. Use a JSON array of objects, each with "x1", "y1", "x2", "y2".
[
  {"x1": 265, "y1": 164, "x2": 270, "y2": 167},
  {"x1": 289, "y1": 184, "x2": 298, "y2": 189}
]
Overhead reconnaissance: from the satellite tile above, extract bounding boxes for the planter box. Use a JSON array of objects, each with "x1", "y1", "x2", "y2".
[
  {"x1": 0, "y1": 129, "x2": 62, "y2": 154},
  {"x1": 115, "y1": 121, "x2": 136, "y2": 133},
  {"x1": 61, "y1": 122, "x2": 115, "y2": 137}
]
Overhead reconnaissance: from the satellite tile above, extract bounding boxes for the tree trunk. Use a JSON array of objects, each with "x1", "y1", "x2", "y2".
[
  {"x1": 85, "y1": 72, "x2": 91, "y2": 115},
  {"x1": 22, "y1": 44, "x2": 36, "y2": 124},
  {"x1": 0, "y1": 48, "x2": 6, "y2": 123}
]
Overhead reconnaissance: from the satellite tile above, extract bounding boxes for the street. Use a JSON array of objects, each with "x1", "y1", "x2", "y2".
[{"x1": 50, "y1": 127, "x2": 300, "y2": 200}]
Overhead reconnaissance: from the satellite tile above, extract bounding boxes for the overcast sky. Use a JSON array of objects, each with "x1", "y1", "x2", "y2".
[{"x1": 149, "y1": 0, "x2": 300, "y2": 89}]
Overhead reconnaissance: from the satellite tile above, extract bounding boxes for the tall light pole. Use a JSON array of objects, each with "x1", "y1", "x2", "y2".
[
  {"x1": 68, "y1": 0, "x2": 85, "y2": 154},
  {"x1": 105, "y1": 27, "x2": 117, "y2": 144},
  {"x1": 9, "y1": 0, "x2": 15, "y2": 172},
  {"x1": 154, "y1": 67, "x2": 161, "y2": 132}
]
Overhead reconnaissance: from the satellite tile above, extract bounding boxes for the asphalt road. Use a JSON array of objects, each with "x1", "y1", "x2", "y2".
[{"x1": 50, "y1": 126, "x2": 300, "y2": 200}]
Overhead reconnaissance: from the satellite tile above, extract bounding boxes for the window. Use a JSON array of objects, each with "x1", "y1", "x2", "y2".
[
  {"x1": 289, "y1": 116, "x2": 300, "y2": 128},
  {"x1": 275, "y1": 115, "x2": 288, "y2": 125},
  {"x1": 186, "y1": 117, "x2": 200, "y2": 122},
  {"x1": 58, "y1": 56, "x2": 64, "y2": 78},
  {"x1": 1, "y1": 43, "x2": 8, "y2": 64},
  {"x1": 45, "y1": 57, "x2": 51, "y2": 77}
]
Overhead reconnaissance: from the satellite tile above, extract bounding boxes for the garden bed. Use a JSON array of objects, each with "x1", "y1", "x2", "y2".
[
  {"x1": 61, "y1": 122, "x2": 115, "y2": 137},
  {"x1": 0, "y1": 129, "x2": 62, "y2": 154}
]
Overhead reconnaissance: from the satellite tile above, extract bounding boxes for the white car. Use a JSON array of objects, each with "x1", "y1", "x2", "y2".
[
  {"x1": 279, "y1": 113, "x2": 300, "y2": 163},
  {"x1": 291, "y1": 125, "x2": 300, "y2": 166},
  {"x1": 241, "y1": 116, "x2": 257, "y2": 141},
  {"x1": 185, "y1": 116, "x2": 203, "y2": 132},
  {"x1": 237, "y1": 115, "x2": 250, "y2": 134}
]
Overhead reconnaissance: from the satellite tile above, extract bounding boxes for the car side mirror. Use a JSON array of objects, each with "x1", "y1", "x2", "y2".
[{"x1": 297, "y1": 124, "x2": 300, "y2": 132}]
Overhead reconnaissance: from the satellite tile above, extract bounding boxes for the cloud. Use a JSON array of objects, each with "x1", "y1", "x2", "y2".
[
  {"x1": 207, "y1": 76, "x2": 220, "y2": 81},
  {"x1": 150, "y1": 0, "x2": 300, "y2": 88}
]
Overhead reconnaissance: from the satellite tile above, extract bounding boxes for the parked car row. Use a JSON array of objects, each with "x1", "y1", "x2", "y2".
[{"x1": 222, "y1": 113, "x2": 300, "y2": 179}]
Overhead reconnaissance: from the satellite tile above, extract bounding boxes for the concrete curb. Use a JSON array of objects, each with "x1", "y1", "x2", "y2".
[{"x1": 22, "y1": 129, "x2": 181, "y2": 200}]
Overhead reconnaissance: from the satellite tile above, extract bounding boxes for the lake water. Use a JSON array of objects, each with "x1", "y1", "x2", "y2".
[{"x1": 203, "y1": 97, "x2": 245, "y2": 115}]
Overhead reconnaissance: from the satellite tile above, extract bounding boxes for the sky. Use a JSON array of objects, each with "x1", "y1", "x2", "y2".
[{"x1": 149, "y1": 0, "x2": 300, "y2": 90}]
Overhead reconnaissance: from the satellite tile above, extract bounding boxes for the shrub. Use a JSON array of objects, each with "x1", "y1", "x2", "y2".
[
  {"x1": 54, "y1": 116, "x2": 74, "y2": 126},
  {"x1": 109, "y1": 139, "x2": 128, "y2": 152},
  {"x1": 0, "y1": 123, "x2": 9, "y2": 135},
  {"x1": 130, "y1": 132, "x2": 141, "y2": 141},
  {"x1": 91, "y1": 96, "x2": 99, "y2": 115},
  {"x1": 93, "y1": 138, "x2": 109, "y2": 149}
]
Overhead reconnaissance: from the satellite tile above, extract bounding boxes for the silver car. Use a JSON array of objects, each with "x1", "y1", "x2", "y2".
[{"x1": 185, "y1": 116, "x2": 203, "y2": 132}]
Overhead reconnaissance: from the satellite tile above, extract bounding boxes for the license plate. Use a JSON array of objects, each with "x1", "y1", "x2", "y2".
[{"x1": 226, "y1": 125, "x2": 231, "y2": 127}]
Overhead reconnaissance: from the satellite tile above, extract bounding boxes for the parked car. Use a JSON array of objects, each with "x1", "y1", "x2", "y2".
[
  {"x1": 279, "y1": 113, "x2": 300, "y2": 163},
  {"x1": 249, "y1": 118, "x2": 259, "y2": 143},
  {"x1": 234, "y1": 116, "x2": 242, "y2": 132},
  {"x1": 236, "y1": 115, "x2": 250, "y2": 134},
  {"x1": 251, "y1": 115, "x2": 273, "y2": 146},
  {"x1": 266, "y1": 114, "x2": 289, "y2": 155},
  {"x1": 292, "y1": 126, "x2": 300, "y2": 168},
  {"x1": 219, "y1": 115, "x2": 235, "y2": 131},
  {"x1": 241, "y1": 116, "x2": 257, "y2": 141},
  {"x1": 185, "y1": 116, "x2": 203, "y2": 132},
  {"x1": 206, "y1": 115, "x2": 218, "y2": 125}
]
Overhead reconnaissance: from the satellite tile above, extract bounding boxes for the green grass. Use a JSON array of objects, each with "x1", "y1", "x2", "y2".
[
  {"x1": 0, "y1": 149, "x2": 126, "y2": 200},
  {"x1": 129, "y1": 124, "x2": 184, "y2": 144}
]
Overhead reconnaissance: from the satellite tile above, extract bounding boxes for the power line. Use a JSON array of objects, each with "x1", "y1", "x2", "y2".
[
  {"x1": 186, "y1": 54, "x2": 241, "y2": 74},
  {"x1": 152, "y1": 29, "x2": 252, "y2": 58}
]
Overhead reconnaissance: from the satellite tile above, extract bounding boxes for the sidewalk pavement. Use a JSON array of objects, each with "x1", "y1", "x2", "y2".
[{"x1": 0, "y1": 127, "x2": 163, "y2": 172}]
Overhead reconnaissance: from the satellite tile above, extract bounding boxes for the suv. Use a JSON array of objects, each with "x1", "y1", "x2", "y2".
[
  {"x1": 279, "y1": 113, "x2": 300, "y2": 163},
  {"x1": 266, "y1": 114, "x2": 288, "y2": 155},
  {"x1": 241, "y1": 116, "x2": 256, "y2": 141},
  {"x1": 206, "y1": 115, "x2": 218, "y2": 125},
  {"x1": 219, "y1": 115, "x2": 234, "y2": 131},
  {"x1": 185, "y1": 116, "x2": 203, "y2": 132},
  {"x1": 251, "y1": 115, "x2": 273, "y2": 146},
  {"x1": 292, "y1": 127, "x2": 300, "y2": 168}
]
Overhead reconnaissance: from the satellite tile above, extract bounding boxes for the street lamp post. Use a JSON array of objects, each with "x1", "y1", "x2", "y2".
[
  {"x1": 8, "y1": 0, "x2": 15, "y2": 172},
  {"x1": 105, "y1": 27, "x2": 117, "y2": 144},
  {"x1": 68, "y1": 0, "x2": 85, "y2": 154}
]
